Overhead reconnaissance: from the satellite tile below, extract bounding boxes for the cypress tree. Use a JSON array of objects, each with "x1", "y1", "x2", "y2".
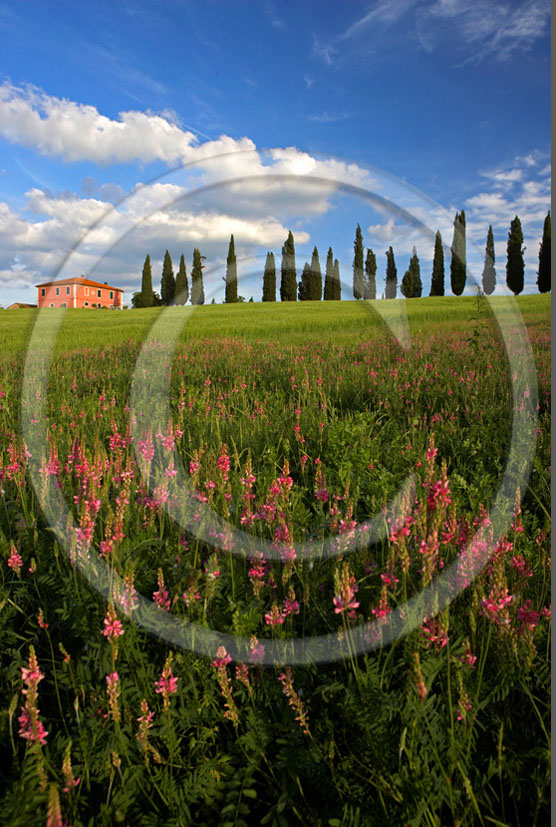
[
  {"x1": 430, "y1": 231, "x2": 445, "y2": 296},
  {"x1": 364, "y1": 248, "x2": 377, "y2": 299},
  {"x1": 224, "y1": 234, "x2": 238, "y2": 303},
  {"x1": 333, "y1": 259, "x2": 341, "y2": 300},
  {"x1": 353, "y1": 224, "x2": 364, "y2": 299},
  {"x1": 400, "y1": 268, "x2": 414, "y2": 298},
  {"x1": 324, "y1": 248, "x2": 335, "y2": 300},
  {"x1": 310, "y1": 246, "x2": 322, "y2": 300},
  {"x1": 140, "y1": 254, "x2": 154, "y2": 307},
  {"x1": 190, "y1": 248, "x2": 205, "y2": 305},
  {"x1": 385, "y1": 247, "x2": 397, "y2": 299},
  {"x1": 262, "y1": 252, "x2": 276, "y2": 301},
  {"x1": 280, "y1": 231, "x2": 297, "y2": 301},
  {"x1": 409, "y1": 247, "x2": 422, "y2": 297},
  {"x1": 450, "y1": 211, "x2": 467, "y2": 296},
  {"x1": 506, "y1": 216, "x2": 525, "y2": 295},
  {"x1": 537, "y1": 210, "x2": 551, "y2": 293},
  {"x1": 160, "y1": 250, "x2": 175, "y2": 306},
  {"x1": 175, "y1": 254, "x2": 189, "y2": 305},
  {"x1": 298, "y1": 263, "x2": 310, "y2": 300},
  {"x1": 482, "y1": 226, "x2": 496, "y2": 295}
]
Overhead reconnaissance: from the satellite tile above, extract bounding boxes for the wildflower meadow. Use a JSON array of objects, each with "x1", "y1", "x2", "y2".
[{"x1": 0, "y1": 295, "x2": 550, "y2": 826}]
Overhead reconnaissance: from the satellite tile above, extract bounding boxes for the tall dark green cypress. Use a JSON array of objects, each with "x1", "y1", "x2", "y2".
[
  {"x1": 160, "y1": 250, "x2": 175, "y2": 306},
  {"x1": 175, "y1": 254, "x2": 189, "y2": 305},
  {"x1": 280, "y1": 231, "x2": 297, "y2": 301},
  {"x1": 140, "y1": 254, "x2": 154, "y2": 307},
  {"x1": 224, "y1": 234, "x2": 238, "y2": 303},
  {"x1": 310, "y1": 246, "x2": 322, "y2": 300},
  {"x1": 262, "y1": 252, "x2": 276, "y2": 301},
  {"x1": 385, "y1": 247, "x2": 397, "y2": 299},
  {"x1": 298, "y1": 263, "x2": 310, "y2": 300},
  {"x1": 430, "y1": 231, "x2": 445, "y2": 296},
  {"x1": 482, "y1": 225, "x2": 496, "y2": 295},
  {"x1": 324, "y1": 247, "x2": 335, "y2": 300},
  {"x1": 364, "y1": 248, "x2": 377, "y2": 299},
  {"x1": 450, "y1": 211, "x2": 467, "y2": 296},
  {"x1": 409, "y1": 247, "x2": 422, "y2": 297},
  {"x1": 190, "y1": 248, "x2": 205, "y2": 305},
  {"x1": 333, "y1": 259, "x2": 341, "y2": 300},
  {"x1": 506, "y1": 216, "x2": 525, "y2": 295},
  {"x1": 400, "y1": 268, "x2": 414, "y2": 298},
  {"x1": 353, "y1": 224, "x2": 364, "y2": 299},
  {"x1": 537, "y1": 210, "x2": 551, "y2": 293}
]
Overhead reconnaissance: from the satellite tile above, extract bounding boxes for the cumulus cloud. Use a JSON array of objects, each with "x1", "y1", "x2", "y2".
[{"x1": 0, "y1": 81, "x2": 254, "y2": 165}]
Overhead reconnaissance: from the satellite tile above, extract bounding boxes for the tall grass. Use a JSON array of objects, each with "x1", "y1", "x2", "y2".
[{"x1": 0, "y1": 297, "x2": 550, "y2": 825}]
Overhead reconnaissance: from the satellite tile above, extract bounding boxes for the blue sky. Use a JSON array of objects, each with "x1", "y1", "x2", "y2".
[{"x1": 0, "y1": 0, "x2": 550, "y2": 305}]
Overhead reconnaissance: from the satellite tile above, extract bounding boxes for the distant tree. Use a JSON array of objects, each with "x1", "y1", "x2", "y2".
[
  {"x1": 140, "y1": 254, "x2": 154, "y2": 307},
  {"x1": 280, "y1": 231, "x2": 297, "y2": 301},
  {"x1": 506, "y1": 216, "x2": 525, "y2": 295},
  {"x1": 324, "y1": 247, "x2": 335, "y2": 300},
  {"x1": 364, "y1": 248, "x2": 377, "y2": 299},
  {"x1": 190, "y1": 248, "x2": 205, "y2": 305},
  {"x1": 224, "y1": 234, "x2": 238, "y2": 303},
  {"x1": 333, "y1": 258, "x2": 341, "y2": 300},
  {"x1": 310, "y1": 246, "x2": 322, "y2": 300},
  {"x1": 262, "y1": 252, "x2": 276, "y2": 301},
  {"x1": 450, "y1": 211, "x2": 466, "y2": 296},
  {"x1": 160, "y1": 250, "x2": 175, "y2": 306},
  {"x1": 400, "y1": 268, "x2": 414, "y2": 298},
  {"x1": 131, "y1": 291, "x2": 146, "y2": 308},
  {"x1": 430, "y1": 231, "x2": 445, "y2": 296},
  {"x1": 537, "y1": 210, "x2": 551, "y2": 293},
  {"x1": 175, "y1": 254, "x2": 189, "y2": 305},
  {"x1": 409, "y1": 247, "x2": 422, "y2": 297},
  {"x1": 353, "y1": 224, "x2": 364, "y2": 299},
  {"x1": 482, "y1": 225, "x2": 496, "y2": 295},
  {"x1": 385, "y1": 247, "x2": 397, "y2": 299},
  {"x1": 298, "y1": 262, "x2": 311, "y2": 300}
]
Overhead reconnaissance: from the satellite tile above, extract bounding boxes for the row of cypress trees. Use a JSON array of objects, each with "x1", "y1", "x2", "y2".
[
  {"x1": 133, "y1": 210, "x2": 550, "y2": 306},
  {"x1": 133, "y1": 248, "x2": 206, "y2": 307},
  {"x1": 353, "y1": 210, "x2": 550, "y2": 299}
]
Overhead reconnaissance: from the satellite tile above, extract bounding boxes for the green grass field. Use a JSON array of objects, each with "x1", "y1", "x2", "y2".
[{"x1": 0, "y1": 294, "x2": 550, "y2": 353}]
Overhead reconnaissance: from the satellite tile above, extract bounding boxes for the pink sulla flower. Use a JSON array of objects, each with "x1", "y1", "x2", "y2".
[
  {"x1": 248, "y1": 636, "x2": 265, "y2": 663},
  {"x1": 211, "y1": 646, "x2": 232, "y2": 668},
  {"x1": 102, "y1": 606, "x2": 124, "y2": 641},
  {"x1": 155, "y1": 654, "x2": 178, "y2": 709},
  {"x1": 7, "y1": 543, "x2": 22, "y2": 576},
  {"x1": 265, "y1": 605, "x2": 285, "y2": 626},
  {"x1": 516, "y1": 600, "x2": 539, "y2": 632},
  {"x1": 154, "y1": 673, "x2": 178, "y2": 695},
  {"x1": 283, "y1": 598, "x2": 300, "y2": 617}
]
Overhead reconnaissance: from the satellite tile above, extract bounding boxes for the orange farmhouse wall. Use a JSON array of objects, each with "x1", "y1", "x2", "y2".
[{"x1": 37, "y1": 283, "x2": 123, "y2": 308}]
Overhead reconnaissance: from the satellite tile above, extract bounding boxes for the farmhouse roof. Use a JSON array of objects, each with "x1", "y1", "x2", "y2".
[{"x1": 36, "y1": 276, "x2": 123, "y2": 292}]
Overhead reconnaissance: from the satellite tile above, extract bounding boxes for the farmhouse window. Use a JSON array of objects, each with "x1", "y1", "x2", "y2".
[
  {"x1": 41, "y1": 288, "x2": 45, "y2": 296},
  {"x1": 85, "y1": 287, "x2": 89, "y2": 296},
  {"x1": 97, "y1": 289, "x2": 101, "y2": 297},
  {"x1": 56, "y1": 287, "x2": 59, "y2": 295},
  {"x1": 110, "y1": 291, "x2": 113, "y2": 299},
  {"x1": 61, "y1": 303, "x2": 66, "y2": 308},
  {"x1": 66, "y1": 286, "x2": 70, "y2": 295},
  {"x1": 85, "y1": 302, "x2": 88, "y2": 306}
]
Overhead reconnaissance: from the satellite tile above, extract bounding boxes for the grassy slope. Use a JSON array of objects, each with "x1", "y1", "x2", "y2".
[{"x1": 0, "y1": 294, "x2": 550, "y2": 353}]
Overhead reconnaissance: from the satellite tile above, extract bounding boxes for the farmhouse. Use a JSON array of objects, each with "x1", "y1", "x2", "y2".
[
  {"x1": 36, "y1": 277, "x2": 123, "y2": 309},
  {"x1": 7, "y1": 302, "x2": 37, "y2": 309}
]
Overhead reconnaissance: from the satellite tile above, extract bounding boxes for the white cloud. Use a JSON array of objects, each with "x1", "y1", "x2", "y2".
[
  {"x1": 416, "y1": 0, "x2": 550, "y2": 63},
  {"x1": 0, "y1": 81, "x2": 255, "y2": 165}
]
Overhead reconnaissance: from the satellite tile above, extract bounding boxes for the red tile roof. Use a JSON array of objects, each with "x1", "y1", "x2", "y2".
[{"x1": 36, "y1": 276, "x2": 123, "y2": 291}]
